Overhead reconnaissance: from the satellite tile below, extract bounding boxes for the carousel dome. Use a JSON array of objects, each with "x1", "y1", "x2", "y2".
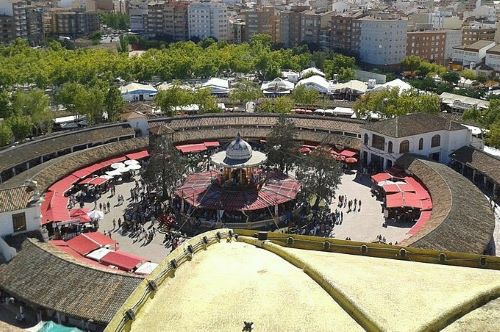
[{"x1": 226, "y1": 134, "x2": 252, "y2": 160}]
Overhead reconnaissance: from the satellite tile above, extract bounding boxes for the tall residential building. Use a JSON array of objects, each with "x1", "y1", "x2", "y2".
[
  {"x1": 279, "y1": 5, "x2": 308, "y2": 48},
  {"x1": 330, "y1": 11, "x2": 364, "y2": 56},
  {"x1": 358, "y1": 17, "x2": 408, "y2": 66},
  {"x1": 462, "y1": 25, "x2": 495, "y2": 45},
  {"x1": 49, "y1": 8, "x2": 99, "y2": 37},
  {"x1": 406, "y1": 30, "x2": 446, "y2": 65},
  {"x1": 300, "y1": 10, "x2": 321, "y2": 47},
  {"x1": 230, "y1": 18, "x2": 245, "y2": 43},
  {"x1": 129, "y1": 0, "x2": 148, "y2": 32},
  {"x1": 318, "y1": 11, "x2": 333, "y2": 50},
  {"x1": 146, "y1": 0, "x2": 188, "y2": 41},
  {"x1": 444, "y1": 29, "x2": 463, "y2": 61},
  {"x1": 0, "y1": 15, "x2": 15, "y2": 43},
  {"x1": 241, "y1": 6, "x2": 278, "y2": 42},
  {"x1": 188, "y1": 1, "x2": 229, "y2": 41}
]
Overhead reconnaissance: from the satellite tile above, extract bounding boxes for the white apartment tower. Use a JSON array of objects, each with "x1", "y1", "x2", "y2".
[
  {"x1": 188, "y1": 1, "x2": 229, "y2": 41},
  {"x1": 358, "y1": 17, "x2": 407, "y2": 66}
]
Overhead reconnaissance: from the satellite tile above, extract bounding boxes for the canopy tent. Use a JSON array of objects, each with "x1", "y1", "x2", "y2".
[
  {"x1": 339, "y1": 150, "x2": 357, "y2": 158},
  {"x1": 111, "y1": 162, "x2": 126, "y2": 169},
  {"x1": 87, "y1": 210, "x2": 104, "y2": 220},
  {"x1": 42, "y1": 191, "x2": 70, "y2": 224},
  {"x1": 382, "y1": 183, "x2": 415, "y2": 193},
  {"x1": 100, "y1": 251, "x2": 144, "y2": 271},
  {"x1": 86, "y1": 247, "x2": 112, "y2": 261},
  {"x1": 371, "y1": 172, "x2": 392, "y2": 183},
  {"x1": 127, "y1": 164, "x2": 141, "y2": 171},
  {"x1": 176, "y1": 143, "x2": 207, "y2": 154},
  {"x1": 100, "y1": 156, "x2": 127, "y2": 168},
  {"x1": 126, "y1": 150, "x2": 149, "y2": 160},
  {"x1": 408, "y1": 211, "x2": 432, "y2": 236},
  {"x1": 48, "y1": 174, "x2": 80, "y2": 194},
  {"x1": 135, "y1": 262, "x2": 159, "y2": 275},
  {"x1": 124, "y1": 159, "x2": 140, "y2": 166},
  {"x1": 72, "y1": 164, "x2": 102, "y2": 179}
]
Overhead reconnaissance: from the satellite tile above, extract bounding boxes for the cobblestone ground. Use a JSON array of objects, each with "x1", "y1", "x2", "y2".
[
  {"x1": 328, "y1": 171, "x2": 413, "y2": 244},
  {"x1": 83, "y1": 175, "x2": 171, "y2": 263}
]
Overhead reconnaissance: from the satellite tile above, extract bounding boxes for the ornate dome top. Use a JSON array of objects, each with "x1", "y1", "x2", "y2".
[{"x1": 226, "y1": 133, "x2": 252, "y2": 161}]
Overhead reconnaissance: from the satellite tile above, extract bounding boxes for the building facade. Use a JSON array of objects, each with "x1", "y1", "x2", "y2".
[
  {"x1": 360, "y1": 113, "x2": 472, "y2": 170},
  {"x1": 452, "y1": 40, "x2": 495, "y2": 67},
  {"x1": 0, "y1": 15, "x2": 15, "y2": 43},
  {"x1": 128, "y1": 0, "x2": 148, "y2": 32},
  {"x1": 146, "y1": 0, "x2": 188, "y2": 41},
  {"x1": 485, "y1": 44, "x2": 500, "y2": 72},
  {"x1": 406, "y1": 30, "x2": 446, "y2": 64},
  {"x1": 241, "y1": 6, "x2": 278, "y2": 42},
  {"x1": 462, "y1": 26, "x2": 495, "y2": 45},
  {"x1": 188, "y1": 1, "x2": 229, "y2": 41},
  {"x1": 330, "y1": 11, "x2": 363, "y2": 55},
  {"x1": 358, "y1": 17, "x2": 408, "y2": 66},
  {"x1": 444, "y1": 29, "x2": 463, "y2": 61},
  {"x1": 279, "y1": 5, "x2": 307, "y2": 48},
  {"x1": 49, "y1": 9, "x2": 99, "y2": 37},
  {"x1": 300, "y1": 10, "x2": 321, "y2": 47}
]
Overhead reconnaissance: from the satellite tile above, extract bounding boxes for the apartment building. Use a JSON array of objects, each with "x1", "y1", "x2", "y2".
[
  {"x1": 146, "y1": 1, "x2": 188, "y2": 41},
  {"x1": 452, "y1": 40, "x2": 495, "y2": 67},
  {"x1": 407, "y1": 30, "x2": 446, "y2": 64},
  {"x1": 49, "y1": 8, "x2": 99, "y2": 37},
  {"x1": 129, "y1": 0, "x2": 148, "y2": 32},
  {"x1": 0, "y1": 16, "x2": 15, "y2": 43},
  {"x1": 300, "y1": 10, "x2": 321, "y2": 46},
  {"x1": 241, "y1": 6, "x2": 278, "y2": 42},
  {"x1": 358, "y1": 17, "x2": 408, "y2": 66},
  {"x1": 188, "y1": 1, "x2": 229, "y2": 41},
  {"x1": 462, "y1": 25, "x2": 495, "y2": 45},
  {"x1": 485, "y1": 44, "x2": 500, "y2": 72},
  {"x1": 230, "y1": 18, "x2": 244, "y2": 43},
  {"x1": 279, "y1": 5, "x2": 307, "y2": 48},
  {"x1": 444, "y1": 29, "x2": 463, "y2": 60},
  {"x1": 330, "y1": 11, "x2": 364, "y2": 55}
]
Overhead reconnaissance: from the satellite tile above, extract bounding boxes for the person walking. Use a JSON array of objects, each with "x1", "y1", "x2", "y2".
[
  {"x1": 112, "y1": 218, "x2": 116, "y2": 230},
  {"x1": 107, "y1": 202, "x2": 111, "y2": 213}
]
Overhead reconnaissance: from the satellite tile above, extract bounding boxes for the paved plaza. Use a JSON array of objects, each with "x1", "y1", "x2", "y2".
[
  {"x1": 328, "y1": 171, "x2": 412, "y2": 244},
  {"x1": 83, "y1": 176, "x2": 170, "y2": 263}
]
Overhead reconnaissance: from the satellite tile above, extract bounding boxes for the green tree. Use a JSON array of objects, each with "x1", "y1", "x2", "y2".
[
  {"x1": 324, "y1": 54, "x2": 356, "y2": 81},
  {"x1": 0, "y1": 91, "x2": 12, "y2": 119},
  {"x1": 229, "y1": 80, "x2": 263, "y2": 104},
  {"x1": 441, "y1": 71, "x2": 460, "y2": 84},
  {"x1": 196, "y1": 88, "x2": 219, "y2": 113},
  {"x1": 11, "y1": 90, "x2": 52, "y2": 135},
  {"x1": 154, "y1": 84, "x2": 194, "y2": 116},
  {"x1": 292, "y1": 85, "x2": 320, "y2": 105},
  {"x1": 0, "y1": 122, "x2": 13, "y2": 146},
  {"x1": 401, "y1": 55, "x2": 422, "y2": 73},
  {"x1": 7, "y1": 115, "x2": 32, "y2": 141},
  {"x1": 99, "y1": 13, "x2": 130, "y2": 30},
  {"x1": 460, "y1": 69, "x2": 476, "y2": 80},
  {"x1": 295, "y1": 146, "x2": 342, "y2": 209},
  {"x1": 266, "y1": 115, "x2": 300, "y2": 172},
  {"x1": 105, "y1": 86, "x2": 125, "y2": 122},
  {"x1": 486, "y1": 121, "x2": 500, "y2": 148}
]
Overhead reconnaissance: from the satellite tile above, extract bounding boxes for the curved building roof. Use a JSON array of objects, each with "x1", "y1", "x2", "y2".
[
  {"x1": 106, "y1": 231, "x2": 500, "y2": 332},
  {"x1": 397, "y1": 155, "x2": 495, "y2": 254}
]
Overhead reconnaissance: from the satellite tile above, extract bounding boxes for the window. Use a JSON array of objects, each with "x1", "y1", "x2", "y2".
[
  {"x1": 388, "y1": 141, "x2": 393, "y2": 153},
  {"x1": 372, "y1": 134, "x2": 385, "y2": 150},
  {"x1": 399, "y1": 140, "x2": 410, "y2": 153},
  {"x1": 431, "y1": 134, "x2": 441, "y2": 147},
  {"x1": 12, "y1": 212, "x2": 26, "y2": 233},
  {"x1": 418, "y1": 138, "x2": 424, "y2": 150},
  {"x1": 364, "y1": 133, "x2": 369, "y2": 144}
]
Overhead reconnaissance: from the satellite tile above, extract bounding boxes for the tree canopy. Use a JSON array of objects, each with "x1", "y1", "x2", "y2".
[
  {"x1": 229, "y1": 80, "x2": 263, "y2": 104},
  {"x1": 266, "y1": 115, "x2": 299, "y2": 172},
  {"x1": 292, "y1": 85, "x2": 320, "y2": 106},
  {"x1": 353, "y1": 88, "x2": 441, "y2": 118}
]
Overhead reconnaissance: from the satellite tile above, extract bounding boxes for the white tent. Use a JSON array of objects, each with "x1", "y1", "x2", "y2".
[
  {"x1": 300, "y1": 67, "x2": 325, "y2": 78},
  {"x1": 373, "y1": 79, "x2": 412, "y2": 94},
  {"x1": 119, "y1": 83, "x2": 157, "y2": 102},
  {"x1": 135, "y1": 262, "x2": 159, "y2": 275},
  {"x1": 202, "y1": 78, "x2": 230, "y2": 94},
  {"x1": 261, "y1": 78, "x2": 295, "y2": 94},
  {"x1": 86, "y1": 248, "x2": 112, "y2": 261},
  {"x1": 296, "y1": 75, "x2": 332, "y2": 94},
  {"x1": 333, "y1": 80, "x2": 368, "y2": 94},
  {"x1": 157, "y1": 82, "x2": 194, "y2": 91}
]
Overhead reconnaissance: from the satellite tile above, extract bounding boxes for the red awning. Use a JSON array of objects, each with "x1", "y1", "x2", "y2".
[
  {"x1": 78, "y1": 178, "x2": 93, "y2": 185},
  {"x1": 371, "y1": 172, "x2": 392, "y2": 183},
  {"x1": 176, "y1": 143, "x2": 207, "y2": 154},
  {"x1": 69, "y1": 208, "x2": 89, "y2": 217},
  {"x1": 339, "y1": 150, "x2": 357, "y2": 158},
  {"x1": 382, "y1": 184, "x2": 400, "y2": 193},
  {"x1": 99, "y1": 156, "x2": 127, "y2": 168},
  {"x1": 72, "y1": 164, "x2": 103, "y2": 179},
  {"x1": 83, "y1": 231, "x2": 116, "y2": 247},
  {"x1": 408, "y1": 211, "x2": 432, "y2": 235},
  {"x1": 89, "y1": 177, "x2": 108, "y2": 186},
  {"x1": 204, "y1": 141, "x2": 220, "y2": 148},
  {"x1": 299, "y1": 146, "x2": 311, "y2": 154},
  {"x1": 43, "y1": 192, "x2": 70, "y2": 224},
  {"x1": 48, "y1": 174, "x2": 80, "y2": 193},
  {"x1": 386, "y1": 193, "x2": 404, "y2": 208},
  {"x1": 100, "y1": 251, "x2": 143, "y2": 271},
  {"x1": 126, "y1": 150, "x2": 149, "y2": 160},
  {"x1": 67, "y1": 236, "x2": 100, "y2": 255}
]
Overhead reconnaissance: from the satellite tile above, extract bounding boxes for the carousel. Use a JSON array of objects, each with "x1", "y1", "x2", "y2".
[{"x1": 175, "y1": 134, "x2": 301, "y2": 224}]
